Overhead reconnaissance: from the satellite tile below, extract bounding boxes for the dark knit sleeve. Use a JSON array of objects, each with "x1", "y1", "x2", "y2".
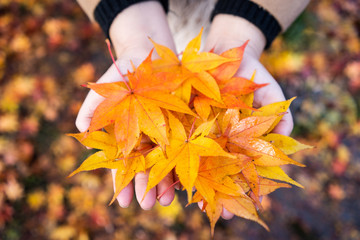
[
  {"x1": 211, "y1": 0, "x2": 282, "y2": 49},
  {"x1": 94, "y1": 0, "x2": 169, "y2": 39}
]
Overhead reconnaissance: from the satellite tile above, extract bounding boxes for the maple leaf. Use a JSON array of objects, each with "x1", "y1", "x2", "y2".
[
  {"x1": 256, "y1": 165, "x2": 304, "y2": 188},
  {"x1": 231, "y1": 174, "x2": 292, "y2": 195},
  {"x1": 260, "y1": 133, "x2": 313, "y2": 154},
  {"x1": 193, "y1": 95, "x2": 214, "y2": 121},
  {"x1": 145, "y1": 112, "x2": 234, "y2": 202},
  {"x1": 192, "y1": 191, "x2": 269, "y2": 236},
  {"x1": 252, "y1": 97, "x2": 296, "y2": 133},
  {"x1": 109, "y1": 150, "x2": 147, "y2": 205},
  {"x1": 215, "y1": 109, "x2": 306, "y2": 204},
  {"x1": 190, "y1": 149, "x2": 296, "y2": 236},
  {"x1": 68, "y1": 127, "x2": 155, "y2": 205},
  {"x1": 194, "y1": 155, "x2": 247, "y2": 210},
  {"x1": 258, "y1": 177, "x2": 292, "y2": 196},
  {"x1": 226, "y1": 114, "x2": 305, "y2": 167},
  {"x1": 151, "y1": 29, "x2": 236, "y2": 103},
  {"x1": 67, "y1": 127, "x2": 123, "y2": 177},
  {"x1": 67, "y1": 124, "x2": 119, "y2": 159},
  {"x1": 191, "y1": 42, "x2": 267, "y2": 121},
  {"x1": 68, "y1": 151, "x2": 120, "y2": 178},
  {"x1": 69, "y1": 149, "x2": 149, "y2": 205},
  {"x1": 216, "y1": 192, "x2": 269, "y2": 230},
  {"x1": 86, "y1": 52, "x2": 195, "y2": 156},
  {"x1": 68, "y1": 125, "x2": 150, "y2": 174},
  {"x1": 219, "y1": 75, "x2": 268, "y2": 96},
  {"x1": 240, "y1": 161, "x2": 261, "y2": 201},
  {"x1": 208, "y1": 41, "x2": 248, "y2": 83},
  {"x1": 193, "y1": 72, "x2": 266, "y2": 120}
]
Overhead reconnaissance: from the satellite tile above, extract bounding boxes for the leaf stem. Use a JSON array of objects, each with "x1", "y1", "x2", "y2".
[
  {"x1": 188, "y1": 118, "x2": 197, "y2": 140},
  {"x1": 188, "y1": 94, "x2": 196, "y2": 107},
  {"x1": 105, "y1": 39, "x2": 131, "y2": 91},
  {"x1": 157, "y1": 180, "x2": 180, "y2": 200},
  {"x1": 211, "y1": 106, "x2": 222, "y2": 134},
  {"x1": 177, "y1": 51, "x2": 183, "y2": 57},
  {"x1": 138, "y1": 145, "x2": 157, "y2": 156}
]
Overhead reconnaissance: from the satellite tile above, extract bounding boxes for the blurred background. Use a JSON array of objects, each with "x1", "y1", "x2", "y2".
[{"x1": 0, "y1": 0, "x2": 359, "y2": 239}]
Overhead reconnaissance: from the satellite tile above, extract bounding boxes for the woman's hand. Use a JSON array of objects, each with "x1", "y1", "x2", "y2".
[
  {"x1": 205, "y1": 14, "x2": 293, "y2": 136},
  {"x1": 75, "y1": 1, "x2": 177, "y2": 210},
  {"x1": 203, "y1": 14, "x2": 294, "y2": 219}
]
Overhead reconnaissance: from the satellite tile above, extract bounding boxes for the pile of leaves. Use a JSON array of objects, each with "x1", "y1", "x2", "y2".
[{"x1": 68, "y1": 30, "x2": 311, "y2": 235}]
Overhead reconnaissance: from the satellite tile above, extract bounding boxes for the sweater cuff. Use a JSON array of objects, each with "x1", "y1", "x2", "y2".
[
  {"x1": 211, "y1": 0, "x2": 281, "y2": 49},
  {"x1": 94, "y1": 0, "x2": 169, "y2": 39}
]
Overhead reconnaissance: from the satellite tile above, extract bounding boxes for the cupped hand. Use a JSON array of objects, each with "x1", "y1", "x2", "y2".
[
  {"x1": 75, "y1": 1, "x2": 177, "y2": 210},
  {"x1": 205, "y1": 14, "x2": 294, "y2": 137},
  {"x1": 202, "y1": 14, "x2": 294, "y2": 219}
]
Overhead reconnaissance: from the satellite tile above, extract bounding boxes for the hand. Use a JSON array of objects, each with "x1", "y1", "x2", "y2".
[
  {"x1": 202, "y1": 14, "x2": 294, "y2": 219},
  {"x1": 75, "y1": 1, "x2": 177, "y2": 210},
  {"x1": 205, "y1": 14, "x2": 293, "y2": 136}
]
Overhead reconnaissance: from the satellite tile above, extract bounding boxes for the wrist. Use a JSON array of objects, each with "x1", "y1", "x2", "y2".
[
  {"x1": 109, "y1": 1, "x2": 175, "y2": 57},
  {"x1": 205, "y1": 14, "x2": 266, "y2": 59}
]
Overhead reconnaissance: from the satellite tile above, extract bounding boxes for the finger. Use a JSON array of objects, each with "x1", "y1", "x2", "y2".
[
  {"x1": 75, "y1": 65, "x2": 120, "y2": 132},
  {"x1": 135, "y1": 170, "x2": 156, "y2": 210},
  {"x1": 256, "y1": 196, "x2": 264, "y2": 210},
  {"x1": 253, "y1": 77, "x2": 286, "y2": 107},
  {"x1": 198, "y1": 202, "x2": 235, "y2": 220},
  {"x1": 156, "y1": 171, "x2": 175, "y2": 206},
  {"x1": 172, "y1": 169, "x2": 181, "y2": 190},
  {"x1": 197, "y1": 201, "x2": 205, "y2": 212},
  {"x1": 221, "y1": 208, "x2": 234, "y2": 220},
  {"x1": 75, "y1": 92, "x2": 105, "y2": 132},
  {"x1": 111, "y1": 169, "x2": 134, "y2": 208},
  {"x1": 272, "y1": 110, "x2": 294, "y2": 136},
  {"x1": 253, "y1": 78, "x2": 294, "y2": 136},
  {"x1": 116, "y1": 183, "x2": 134, "y2": 208}
]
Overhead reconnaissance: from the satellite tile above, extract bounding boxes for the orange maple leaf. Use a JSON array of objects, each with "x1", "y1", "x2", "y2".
[
  {"x1": 217, "y1": 108, "x2": 305, "y2": 204},
  {"x1": 86, "y1": 52, "x2": 195, "y2": 156},
  {"x1": 193, "y1": 67, "x2": 268, "y2": 120},
  {"x1": 68, "y1": 126, "x2": 155, "y2": 205},
  {"x1": 145, "y1": 112, "x2": 234, "y2": 202},
  {"x1": 151, "y1": 28, "x2": 237, "y2": 103},
  {"x1": 192, "y1": 191, "x2": 269, "y2": 236},
  {"x1": 208, "y1": 41, "x2": 248, "y2": 83},
  {"x1": 67, "y1": 124, "x2": 119, "y2": 159},
  {"x1": 67, "y1": 126, "x2": 124, "y2": 178},
  {"x1": 225, "y1": 111, "x2": 305, "y2": 167},
  {"x1": 194, "y1": 155, "x2": 247, "y2": 211}
]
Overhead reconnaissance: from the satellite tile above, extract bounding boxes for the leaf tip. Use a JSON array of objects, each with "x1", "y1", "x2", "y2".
[
  {"x1": 250, "y1": 70, "x2": 256, "y2": 81},
  {"x1": 141, "y1": 187, "x2": 151, "y2": 203},
  {"x1": 242, "y1": 39, "x2": 250, "y2": 49},
  {"x1": 260, "y1": 220, "x2": 270, "y2": 232},
  {"x1": 289, "y1": 96, "x2": 297, "y2": 103},
  {"x1": 297, "y1": 162, "x2": 306, "y2": 168},
  {"x1": 108, "y1": 194, "x2": 117, "y2": 206},
  {"x1": 67, "y1": 171, "x2": 77, "y2": 178},
  {"x1": 148, "y1": 36, "x2": 155, "y2": 44}
]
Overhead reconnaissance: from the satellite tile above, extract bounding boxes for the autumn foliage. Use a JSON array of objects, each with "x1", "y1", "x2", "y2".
[{"x1": 68, "y1": 29, "x2": 311, "y2": 235}]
